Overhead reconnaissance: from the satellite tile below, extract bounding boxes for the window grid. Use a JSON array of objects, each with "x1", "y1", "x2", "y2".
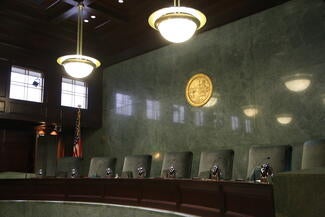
[
  {"x1": 9, "y1": 65, "x2": 44, "y2": 103},
  {"x1": 61, "y1": 77, "x2": 88, "y2": 109},
  {"x1": 173, "y1": 105, "x2": 185, "y2": 123},
  {"x1": 245, "y1": 119, "x2": 253, "y2": 133},
  {"x1": 146, "y1": 100, "x2": 160, "y2": 120},
  {"x1": 231, "y1": 116, "x2": 239, "y2": 130},
  {"x1": 194, "y1": 110, "x2": 204, "y2": 126},
  {"x1": 115, "y1": 93, "x2": 133, "y2": 116}
]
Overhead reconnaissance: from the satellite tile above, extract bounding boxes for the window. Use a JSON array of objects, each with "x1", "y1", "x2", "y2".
[
  {"x1": 115, "y1": 93, "x2": 133, "y2": 116},
  {"x1": 173, "y1": 105, "x2": 185, "y2": 123},
  {"x1": 146, "y1": 100, "x2": 160, "y2": 120},
  {"x1": 9, "y1": 65, "x2": 44, "y2": 103},
  {"x1": 194, "y1": 110, "x2": 204, "y2": 126},
  {"x1": 231, "y1": 116, "x2": 239, "y2": 130},
  {"x1": 61, "y1": 77, "x2": 88, "y2": 109},
  {"x1": 245, "y1": 119, "x2": 253, "y2": 133}
]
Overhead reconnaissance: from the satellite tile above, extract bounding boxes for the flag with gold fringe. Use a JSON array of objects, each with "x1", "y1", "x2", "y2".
[{"x1": 72, "y1": 106, "x2": 82, "y2": 158}]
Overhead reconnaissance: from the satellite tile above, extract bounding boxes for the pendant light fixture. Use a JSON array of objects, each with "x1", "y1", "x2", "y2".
[
  {"x1": 275, "y1": 114, "x2": 293, "y2": 125},
  {"x1": 242, "y1": 105, "x2": 259, "y2": 117},
  {"x1": 57, "y1": 1, "x2": 100, "y2": 79},
  {"x1": 148, "y1": 0, "x2": 206, "y2": 43},
  {"x1": 282, "y1": 73, "x2": 312, "y2": 92}
]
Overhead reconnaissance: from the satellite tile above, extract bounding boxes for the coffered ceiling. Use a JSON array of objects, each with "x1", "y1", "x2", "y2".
[{"x1": 0, "y1": 0, "x2": 288, "y2": 67}]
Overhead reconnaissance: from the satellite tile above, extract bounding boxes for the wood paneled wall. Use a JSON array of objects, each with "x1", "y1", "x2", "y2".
[{"x1": 0, "y1": 51, "x2": 103, "y2": 172}]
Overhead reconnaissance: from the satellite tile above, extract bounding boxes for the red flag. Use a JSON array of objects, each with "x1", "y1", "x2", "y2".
[{"x1": 73, "y1": 106, "x2": 83, "y2": 158}]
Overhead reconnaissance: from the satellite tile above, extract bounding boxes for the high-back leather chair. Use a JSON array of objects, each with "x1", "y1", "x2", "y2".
[
  {"x1": 56, "y1": 157, "x2": 82, "y2": 178},
  {"x1": 161, "y1": 151, "x2": 193, "y2": 178},
  {"x1": 88, "y1": 157, "x2": 117, "y2": 178},
  {"x1": 121, "y1": 155, "x2": 152, "y2": 178},
  {"x1": 247, "y1": 145, "x2": 292, "y2": 180},
  {"x1": 301, "y1": 139, "x2": 325, "y2": 169},
  {"x1": 198, "y1": 150, "x2": 234, "y2": 180}
]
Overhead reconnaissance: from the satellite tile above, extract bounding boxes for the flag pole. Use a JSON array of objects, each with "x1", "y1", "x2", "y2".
[{"x1": 72, "y1": 105, "x2": 83, "y2": 159}]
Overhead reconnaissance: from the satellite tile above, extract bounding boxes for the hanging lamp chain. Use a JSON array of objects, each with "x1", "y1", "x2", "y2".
[{"x1": 76, "y1": 2, "x2": 84, "y2": 55}]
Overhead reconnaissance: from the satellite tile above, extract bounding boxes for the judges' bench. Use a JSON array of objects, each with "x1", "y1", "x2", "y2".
[{"x1": 0, "y1": 178, "x2": 274, "y2": 217}]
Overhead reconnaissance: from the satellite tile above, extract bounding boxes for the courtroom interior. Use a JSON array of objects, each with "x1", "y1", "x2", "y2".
[{"x1": 0, "y1": 0, "x2": 324, "y2": 217}]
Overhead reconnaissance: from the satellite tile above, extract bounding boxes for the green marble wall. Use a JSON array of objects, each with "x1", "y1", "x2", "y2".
[
  {"x1": 85, "y1": 0, "x2": 325, "y2": 179},
  {"x1": 0, "y1": 201, "x2": 195, "y2": 217},
  {"x1": 273, "y1": 168, "x2": 325, "y2": 217}
]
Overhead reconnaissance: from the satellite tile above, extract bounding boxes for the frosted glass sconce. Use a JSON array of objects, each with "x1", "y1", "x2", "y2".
[
  {"x1": 276, "y1": 114, "x2": 293, "y2": 125},
  {"x1": 282, "y1": 73, "x2": 312, "y2": 92},
  {"x1": 242, "y1": 105, "x2": 259, "y2": 117}
]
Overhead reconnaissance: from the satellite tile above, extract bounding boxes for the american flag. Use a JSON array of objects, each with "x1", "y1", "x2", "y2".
[{"x1": 73, "y1": 106, "x2": 82, "y2": 158}]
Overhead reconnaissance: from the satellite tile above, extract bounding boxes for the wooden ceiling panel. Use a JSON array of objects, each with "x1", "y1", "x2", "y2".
[{"x1": 0, "y1": 0, "x2": 289, "y2": 67}]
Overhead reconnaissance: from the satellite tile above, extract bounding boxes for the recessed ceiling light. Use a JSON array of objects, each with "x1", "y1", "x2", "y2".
[
  {"x1": 84, "y1": 19, "x2": 89, "y2": 23},
  {"x1": 118, "y1": 0, "x2": 124, "y2": 3},
  {"x1": 91, "y1": 15, "x2": 96, "y2": 19}
]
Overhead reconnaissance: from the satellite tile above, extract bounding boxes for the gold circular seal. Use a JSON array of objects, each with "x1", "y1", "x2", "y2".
[{"x1": 185, "y1": 73, "x2": 213, "y2": 107}]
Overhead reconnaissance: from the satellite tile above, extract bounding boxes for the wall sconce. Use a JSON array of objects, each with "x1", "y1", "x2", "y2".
[
  {"x1": 282, "y1": 73, "x2": 312, "y2": 92},
  {"x1": 36, "y1": 123, "x2": 60, "y2": 136},
  {"x1": 50, "y1": 125, "x2": 58, "y2": 136},
  {"x1": 148, "y1": 0, "x2": 206, "y2": 43},
  {"x1": 276, "y1": 114, "x2": 293, "y2": 125},
  {"x1": 38, "y1": 129, "x2": 45, "y2": 136},
  {"x1": 242, "y1": 105, "x2": 259, "y2": 117}
]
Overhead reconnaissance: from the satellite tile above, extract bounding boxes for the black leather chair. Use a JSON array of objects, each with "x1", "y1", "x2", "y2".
[
  {"x1": 56, "y1": 157, "x2": 82, "y2": 178},
  {"x1": 198, "y1": 150, "x2": 234, "y2": 180},
  {"x1": 247, "y1": 145, "x2": 292, "y2": 180},
  {"x1": 121, "y1": 155, "x2": 152, "y2": 178},
  {"x1": 160, "y1": 151, "x2": 193, "y2": 178},
  {"x1": 301, "y1": 139, "x2": 325, "y2": 169},
  {"x1": 88, "y1": 157, "x2": 117, "y2": 178}
]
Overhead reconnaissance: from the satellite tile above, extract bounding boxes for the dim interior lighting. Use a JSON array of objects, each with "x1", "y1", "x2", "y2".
[
  {"x1": 282, "y1": 73, "x2": 312, "y2": 92},
  {"x1": 153, "y1": 152, "x2": 161, "y2": 160},
  {"x1": 57, "y1": 1, "x2": 100, "y2": 79},
  {"x1": 242, "y1": 105, "x2": 259, "y2": 117},
  {"x1": 38, "y1": 129, "x2": 45, "y2": 136},
  {"x1": 204, "y1": 97, "x2": 218, "y2": 108},
  {"x1": 50, "y1": 124, "x2": 58, "y2": 136},
  {"x1": 148, "y1": 0, "x2": 206, "y2": 43},
  {"x1": 36, "y1": 123, "x2": 60, "y2": 136},
  {"x1": 204, "y1": 93, "x2": 219, "y2": 108},
  {"x1": 276, "y1": 114, "x2": 293, "y2": 125}
]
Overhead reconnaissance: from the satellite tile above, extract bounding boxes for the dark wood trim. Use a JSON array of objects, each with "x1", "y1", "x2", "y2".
[{"x1": 0, "y1": 178, "x2": 275, "y2": 217}]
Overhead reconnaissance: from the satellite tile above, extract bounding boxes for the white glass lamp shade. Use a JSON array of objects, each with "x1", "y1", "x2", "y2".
[
  {"x1": 149, "y1": 7, "x2": 206, "y2": 43},
  {"x1": 276, "y1": 114, "x2": 293, "y2": 125},
  {"x1": 282, "y1": 73, "x2": 312, "y2": 92},
  {"x1": 57, "y1": 55, "x2": 101, "y2": 79},
  {"x1": 242, "y1": 105, "x2": 259, "y2": 117},
  {"x1": 204, "y1": 96, "x2": 218, "y2": 108},
  {"x1": 157, "y1": 16, "x2": 197, "y2": 43}
]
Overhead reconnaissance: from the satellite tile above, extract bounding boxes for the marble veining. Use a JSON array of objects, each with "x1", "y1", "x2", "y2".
[{"x1": 83, "y1": 0, "x2": 325, "y2": 179}]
